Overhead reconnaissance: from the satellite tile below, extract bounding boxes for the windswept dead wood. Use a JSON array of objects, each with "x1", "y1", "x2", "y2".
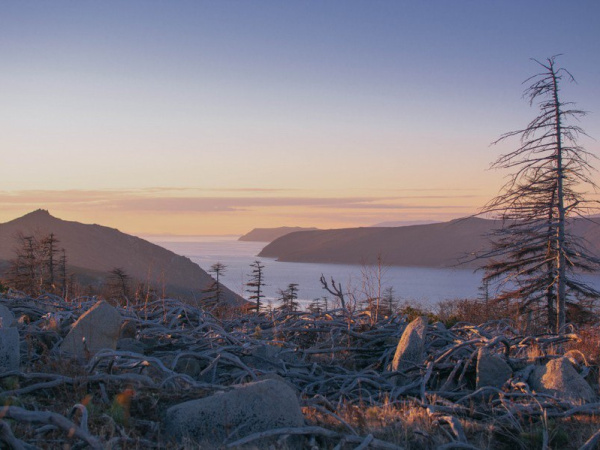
[{"x1": 0, "y1": 292, "x2": 599, "y2": 448}]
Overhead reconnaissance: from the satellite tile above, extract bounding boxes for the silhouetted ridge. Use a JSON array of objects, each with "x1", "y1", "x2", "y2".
[
  {"x1": 239, "y1": 226, "x2": 318, "y2": 242},
  {"x1": 259, "y1": 217, "x2": 600, "y2": 268},
  {"x1": 0, "y1": 210, "x2": 245, "y2": 304}
]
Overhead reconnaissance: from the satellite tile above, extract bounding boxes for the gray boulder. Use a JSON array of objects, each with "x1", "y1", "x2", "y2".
[
  {"x1": 391, "y1": 316, "x2": 428, "y2": 371},
  {"x1": 242, "y1": 344, "x2": 296, "y2": 371},
  {"x1": 0, "y1": 327, "x2": 20, "y2": 373},
  {"x1": 60, "y1": 301, "x2": 122, "y2": 358},
  {"x1": 119, "y1": 320, "x2": 137, "y2": 339},
  {"x1": 529, "y1": 357, "x2": 596, "y2": 403},
  {"x1": 174, "y1": 356, "x2": 204, "y2": 379},
  {"x1": 0, "y1": 305, "x2": 16, "y2": 328},
  {"x1": 164, "y1": 379, "x2": 304, "y2": 444},
  {"x1": 117, "y1": 338, "x2": 146, "y2": 354},
  {"x1": 476, "y1": 347, "x2": 512, "y2": 389}
]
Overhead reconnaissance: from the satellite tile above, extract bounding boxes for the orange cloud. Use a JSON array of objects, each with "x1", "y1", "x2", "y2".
[{"x1": 0, "y1": 188, "x2": 483, "y2": 235}]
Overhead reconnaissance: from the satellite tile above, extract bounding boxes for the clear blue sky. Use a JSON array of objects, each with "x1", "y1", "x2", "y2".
[{"x1": 1, "y1": 1, "x2": 599, "y2": 234}]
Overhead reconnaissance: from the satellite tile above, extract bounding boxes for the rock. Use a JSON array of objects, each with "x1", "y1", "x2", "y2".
[
  {"x1": 164, "y1": 379, "x2": 304, "y2": 444},
  {"x1": 257, "y1": 344, "x2": 297, "y2": 363},
  {"x1": 117, "y1": 338, "x2": 146, "y2": 354},
  {"x1": 432, "y1": 321, "x2": 447, "y2": 331},
  {"x1": 256, "y1": 372, "x2": 286, "y2": 383},
  {"x1": 60, "y1": 301, "x2": 122, "y2": 358},
  {"x1": 0, "y1": 328, "x2": 20, "y2": 373},
  {"x1": 119, "y1": 320, "x2": 137, "y2": 339},
  {"x1": 529, "y1": 357, "x2": 596, "y2": 403},
  {"x1": 242, "y1": 344, "x2": 296, "y2": 371},
  {"x1": 0, "y1": 305, "x2": 16, "y2": 328},
  {"x1": 476, "y1": 348, "x2": 512, "y2": 389},
  {"x1": 256, "y1": 372, "x2": 298, "y2": 392},
  {"x1": 253, "y1": 344, "x2": 281, "y2": 360},
  {"x1": 171, "y1": 355, "x2": 224, "y2": 384},
  {"x1": 174, "y1": 356, "x2": 203, "y2": 379},
  {"x1": 391, "y1": 316, "x2": 428, "y2": 371},
  {"x1": 508, "y1": 357, "x2": 534, "y2": 372}
]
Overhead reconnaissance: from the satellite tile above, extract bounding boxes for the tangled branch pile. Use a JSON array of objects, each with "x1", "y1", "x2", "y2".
[{"x1": 0, "y1": 293, "x2": 599, "y2": 449}]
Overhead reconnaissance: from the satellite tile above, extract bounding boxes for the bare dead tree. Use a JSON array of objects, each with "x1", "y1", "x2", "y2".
[
  {"x1": 319, "y1": 275, "x2": 346, "y2": 310},
  {"x1": 6, "y1": 233, "x2": 47, "y2": 295},
  {"x1": 41, "y1": 233, "x2": 59, "y2": 291},
  {"x1": 108, "y1": 267, "x2": 131, "y2": 302},
  {"x1": 480, "y1": 56, "x2": 600, "y2": 333},
  {"x1": 360, "y1": 254, "x2": 387, "y2": 323},
  {"x1": 382, "y1": 286, "x2": 396, "y2": 316},
  {"x1": 59, "y1": 248, "x2": 68, "y2": 299},
  {"x1": 4, "y1": 232, "x2": 68, "y2": 296}
]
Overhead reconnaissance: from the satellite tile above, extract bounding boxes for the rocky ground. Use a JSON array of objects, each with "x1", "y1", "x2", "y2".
[{"x1": 0, "y1": 293, "x2": 599, "y2": 449}]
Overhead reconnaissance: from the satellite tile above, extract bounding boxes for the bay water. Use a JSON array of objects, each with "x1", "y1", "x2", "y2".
[{"x1": 151, "y1": 236, "x2": 485, "y2": 310}]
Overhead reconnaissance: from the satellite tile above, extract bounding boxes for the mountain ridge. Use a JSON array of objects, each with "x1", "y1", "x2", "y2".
[
  {"x1": 258, "y1": 217, "x2": 600, "y2": 268},
  {"x1": 0, "y1": 210, "x2": 244, "y2": 304},
  {"x1": 238, "y1": 226, "x2": 318, "y2": 242}
]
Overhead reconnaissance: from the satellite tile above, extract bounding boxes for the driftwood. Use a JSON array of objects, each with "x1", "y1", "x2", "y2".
[{"x1": 0, "y1": 292, "x2": 599, "y2": 449}]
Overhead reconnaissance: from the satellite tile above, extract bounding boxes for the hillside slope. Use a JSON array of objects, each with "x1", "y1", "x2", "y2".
[
  {"x1": 0, "y1": 210, "x2": 244, "y2": 304},
  {"x1": 259, "y1": 217, "x2": 600, "y2": 268},
  {"x1": 238, "y1": 226, "x2": 318, "y2": 242}
]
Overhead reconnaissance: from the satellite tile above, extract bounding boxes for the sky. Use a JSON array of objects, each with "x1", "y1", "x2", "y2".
[{"x1": 1, "y1": 1, "x2": 599, "y2": 236}]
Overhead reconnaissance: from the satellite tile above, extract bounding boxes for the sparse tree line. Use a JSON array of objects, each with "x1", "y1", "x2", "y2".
[
  {"x1": 3, "y1": 232, "x2": 69, "y2": 298},
  {"x1": 0, "y1": 232, "x2": 156, "y2": 304},
  {"x1": 236, "y1": 257, "x2": 400, "y2": 321}
]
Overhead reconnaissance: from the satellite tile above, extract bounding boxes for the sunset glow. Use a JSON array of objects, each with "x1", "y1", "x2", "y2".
[{"x1": 1, "y1": 2, "x2": 599, "y2": 235}]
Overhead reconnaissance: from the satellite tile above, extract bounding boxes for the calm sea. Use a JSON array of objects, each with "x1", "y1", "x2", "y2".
[{"x1": 150, "y1": 236, "x2": 487, "y2": 309}]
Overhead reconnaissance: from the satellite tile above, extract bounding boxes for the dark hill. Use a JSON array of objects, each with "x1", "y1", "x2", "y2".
[
  {"x1": 371, "y1": 220, "x2": 440, "y2": 227},
  {"x1": 259, "y1": 217, "x2": 600, "y2": 268},
  {"x1": 238, "y1": 226, "x2": 318, "y2": 242},
  {"x1": 0, "y1": 210, "x2": 244, "y2": 304}
]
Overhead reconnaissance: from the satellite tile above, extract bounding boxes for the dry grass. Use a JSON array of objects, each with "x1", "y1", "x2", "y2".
[
  {"x1": 303, "y1": 400, "x2": 600, "y2": 449},
  {"x1": 395, "y1": 298, "x2": 520, "y2": 329}
]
